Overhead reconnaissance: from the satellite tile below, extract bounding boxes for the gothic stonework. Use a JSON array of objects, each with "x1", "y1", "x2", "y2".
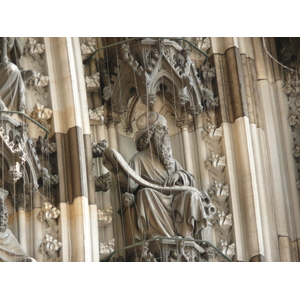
[{"x1": 0, "y1": 37, "x2": 298, "y2": 264}]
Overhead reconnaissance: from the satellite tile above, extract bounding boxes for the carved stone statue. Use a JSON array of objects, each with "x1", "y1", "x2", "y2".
[
  {"x1": 0, "y1": 37, "x2": 33, "y2": 112},
  {"x1": 0, "y1": 188, "x2": 35, "y2": 262},
  {"x1": 103, "y1": 112, "x2": 215, "y2": 252}
]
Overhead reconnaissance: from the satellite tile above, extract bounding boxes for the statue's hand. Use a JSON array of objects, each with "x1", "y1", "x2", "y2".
[
  {"x1": 164, "y1": 170, "x2": 195, "y2": 187},
  {"x1": 164, "y1": 172, "x2": 182, "y2": 187}
]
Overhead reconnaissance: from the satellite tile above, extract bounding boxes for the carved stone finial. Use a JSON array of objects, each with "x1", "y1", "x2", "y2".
[{"x1": 121, "y1": 43, "x2": 130, "y2": 60}]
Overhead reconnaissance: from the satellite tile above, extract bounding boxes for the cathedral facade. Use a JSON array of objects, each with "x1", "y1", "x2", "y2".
[{"x1": 0, "y1": 37, "x2": 299, "y2": 262}]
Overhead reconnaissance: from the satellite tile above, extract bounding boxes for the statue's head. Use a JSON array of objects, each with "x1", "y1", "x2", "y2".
[
  {"x1": 134, "y1": 112, "x2": 175, "y2": 173},
  {"x1": 134, "y1": 112, "x2": 167, "y2": 151}
]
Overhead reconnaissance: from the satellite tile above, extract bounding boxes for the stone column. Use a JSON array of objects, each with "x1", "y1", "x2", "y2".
[
  {"x1": 176, "y1": 119, "x2": 193, "y2": 174},
  {"x1": 195, "y1": 114, "x2": 210, "y2": 191},
  {"x1": 44, "y1": 37, "x2": 93, "y2": 262},
  {"x1": 16, "y1": 199, "x2": 27, "y2": 253},
  {"x1": 252, "y1": 37, "x2": 300, "y2": 261},
  {"x1": 211, "y1": 37, "x2": 278, "y2": 261},
  {"x1": 94, "y1": 123, "x2": 112, "y2": 245},
  {"x1": 105, "y1": 117, "x2": 124, "y2": 257},
  {"x1": 32, "y1": 192, "x2": 44, "y2": 261}
]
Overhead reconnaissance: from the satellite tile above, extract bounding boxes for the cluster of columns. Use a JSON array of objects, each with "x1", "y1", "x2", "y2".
[{"x1": 210, "y1": 37, "x2": 300, "y2": 261}]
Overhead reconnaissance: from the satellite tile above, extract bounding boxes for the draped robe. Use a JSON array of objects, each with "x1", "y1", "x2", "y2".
[
  {"x1": 122, "y1": 148, "x2": 208, "y2": 245},
  {"x1": 0, "y1": 230, "x2": 35, "y2": 262},
  {"x1": 0, "y1": 61, "x2": 26, "y2": 112}
]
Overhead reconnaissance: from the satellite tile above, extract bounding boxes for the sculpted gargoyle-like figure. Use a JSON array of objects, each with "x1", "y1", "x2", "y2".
[
  {"x1": 0, "y1": 37, "x2": 33, "y2": 112},
  {"x1": 103, "y1": 112, "x2": 215, "y2": 247}
]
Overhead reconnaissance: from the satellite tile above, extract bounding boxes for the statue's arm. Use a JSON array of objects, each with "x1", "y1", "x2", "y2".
[{"x1": 103, "y1": 147, "x2": 139, "y2": 192}]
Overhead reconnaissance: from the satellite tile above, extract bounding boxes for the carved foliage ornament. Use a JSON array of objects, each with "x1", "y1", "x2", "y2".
[
  {"x1": 38, "y1": 201, "x2": 62, "y2": 262},
  {"x1": 85, "y1": 72, "x2": 100, "y2": 93},
  {"x1": 98, "y1": 206, "x2": 113, "y2": 226},
  {"x1": 283, "y1": 70, "x2": 300, "y2": 189},
  {"x1": 30, "y1": 103, "x2": 52, "y2": 133},
  {"x1": 202, "y1": 112, "x2": 235, "y2": 261},
  {"x1": 23, "y1": 38, "x2": 45, "y2": 66},
  {"x1": 99, "y1": 238, "x2": 115, "y2": 261}
]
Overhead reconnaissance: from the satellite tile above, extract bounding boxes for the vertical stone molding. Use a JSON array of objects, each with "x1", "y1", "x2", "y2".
[
  {"x1": 283, "y1": 69, "x2": 300, "y2": 188},
  {"x1": 0, "y1": 189, "x2": 9, "y2": 233},
  {"x1": 202, "y1": 111, "x2": 235, "y2": 261}
]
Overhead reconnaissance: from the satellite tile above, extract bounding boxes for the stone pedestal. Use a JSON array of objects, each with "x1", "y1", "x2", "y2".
[{"x1": 127, "y1": 238, "x2": 207, "y2": 262}]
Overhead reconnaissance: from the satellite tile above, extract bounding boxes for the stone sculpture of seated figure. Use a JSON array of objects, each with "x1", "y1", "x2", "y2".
[{"x1": 103, "y1": 112, "x2": 215, "y2": 249}]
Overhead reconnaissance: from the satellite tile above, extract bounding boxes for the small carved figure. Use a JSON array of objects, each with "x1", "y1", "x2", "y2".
[{"x1": 95, "y1": 172, "x2": 110, "y2": 192}]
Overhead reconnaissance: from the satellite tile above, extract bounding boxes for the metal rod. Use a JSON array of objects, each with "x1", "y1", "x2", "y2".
[
  {"x1": 0, "y1": 110, "x2": 50, "y2": 139},
  {"x1": 102, "y1": 236, "x2": 232, "y2": 262},
  {"x1": 83, "y1": 37, "x2": 209, "y2": 66}
]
